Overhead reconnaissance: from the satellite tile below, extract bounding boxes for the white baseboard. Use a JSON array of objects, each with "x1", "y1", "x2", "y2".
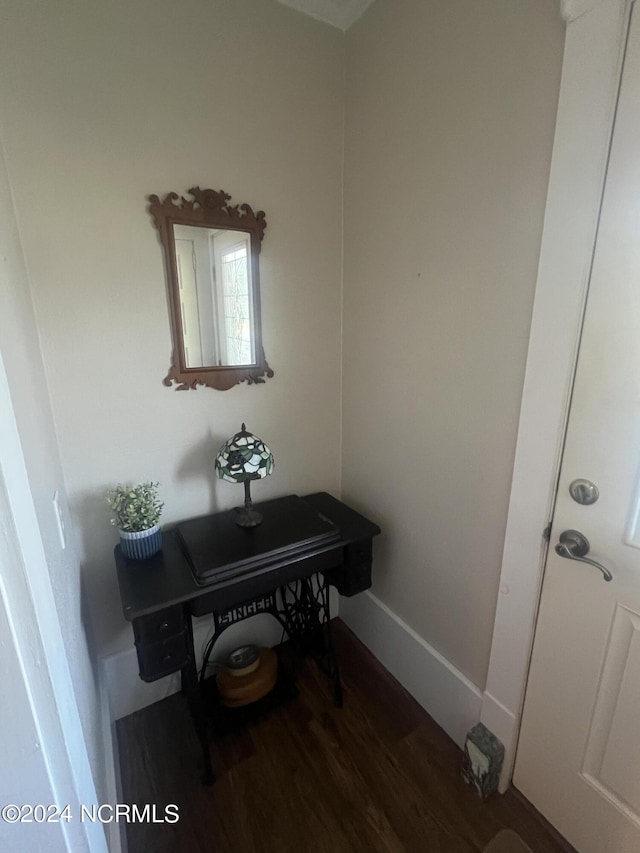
[
  {"x1": 339, "y1": 591, "x2": 482, "y2": 748},
  {"x1": 480, "y1": 690, "x2": 519, "y2": 794}
]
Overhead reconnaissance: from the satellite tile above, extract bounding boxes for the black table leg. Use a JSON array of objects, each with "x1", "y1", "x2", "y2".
[
  {"x1": 281, "y1": 574, "x2": 343, "y2": 707},
  {"x1": 324, "y1": 613, "x2": 343, "y2": 708},
  {"x1": 182, "y1": 622, "x2": 215, "y2": 785}
]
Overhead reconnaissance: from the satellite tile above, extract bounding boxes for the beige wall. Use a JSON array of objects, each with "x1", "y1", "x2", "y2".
[
  {"x1": 0, "y1": 0, "x2": 344, "y2": 656},
  {"x1": 0, "y1": 0, "x2": 565, "y2": 695},
  {"x1": 342, "y1": 0, "x2": 564, "y2": 688}
]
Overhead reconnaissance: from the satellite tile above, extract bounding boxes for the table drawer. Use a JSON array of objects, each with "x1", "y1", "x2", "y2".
[
  {"x1": 135, "y1": 630, "x2": 189, "y2": 682},
  {"x1": 324, "y1": 541, "x2": 372, "y2": 596},
  {"x1": 132, "y1": 605, "x2": 186, "y2": 644}
]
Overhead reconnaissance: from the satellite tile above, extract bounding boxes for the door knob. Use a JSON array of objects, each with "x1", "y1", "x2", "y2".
[{"x1": 555, "y1": 530, "x2": 613, "y2": 582}]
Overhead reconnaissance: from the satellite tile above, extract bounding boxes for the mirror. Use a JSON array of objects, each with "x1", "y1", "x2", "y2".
[
  {"x1": 148, "y1": 187, "x2": 273, "y2": 390},
  {"x1": 173, "y1": 225, "x2": 255, "y2": 368}
]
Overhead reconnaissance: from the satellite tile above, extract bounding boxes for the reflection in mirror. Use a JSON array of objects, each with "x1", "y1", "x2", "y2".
[{"x1": 173, "y1": 225, "x2": 255, "y2": 368}]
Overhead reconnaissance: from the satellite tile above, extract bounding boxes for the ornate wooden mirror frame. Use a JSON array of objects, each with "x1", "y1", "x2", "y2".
[{"x1": 148, "y1": 186, "x2": 274, "y2": 390}]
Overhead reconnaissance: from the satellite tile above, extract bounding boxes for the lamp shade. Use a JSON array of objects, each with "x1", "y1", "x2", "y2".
[
  {"x1": 215, "y1": 423, "x2": 274, "y2": 483},
  {"x1": 215, "y1": 424, "x2": 274, "y2": 527}
]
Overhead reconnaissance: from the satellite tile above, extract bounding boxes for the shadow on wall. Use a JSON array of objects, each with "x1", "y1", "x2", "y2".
[
  {"x1": 74, "y1": 488, "x2": 123, "y2": 651},
  {"x1": 75, "y1": 488, "x2": 116, "y2": 567},
  {"x1": 79, "y1": 568, "x2": 101, "y2": 685},
  {"x1": 176, "y1": 429, "x2": 225, "y2": 515},
  {"x1": 73, "y1": 429, "x2": 225, "y2": 563},
  {"x1": 71, "y1": 429, "x2": 230, "y2": 652}
]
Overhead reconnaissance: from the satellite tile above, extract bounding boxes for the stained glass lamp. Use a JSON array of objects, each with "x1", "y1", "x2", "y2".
[{"x1": 215, "y1": 423, "x2": 274, "y2": 527}]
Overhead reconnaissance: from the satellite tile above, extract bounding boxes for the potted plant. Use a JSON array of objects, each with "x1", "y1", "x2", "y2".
[{"x1": 106, "y1": 481, "x2": 164, "y2": 560}]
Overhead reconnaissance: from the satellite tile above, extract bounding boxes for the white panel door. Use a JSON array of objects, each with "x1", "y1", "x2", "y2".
[{"x1": 514, "y1": 7, "x2": 640, "y2": 852}]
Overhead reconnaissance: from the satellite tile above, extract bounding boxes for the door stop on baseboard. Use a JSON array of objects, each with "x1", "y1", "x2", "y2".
[{"x1": 461, "y1": 722, "x2": 505, "y2": 799}]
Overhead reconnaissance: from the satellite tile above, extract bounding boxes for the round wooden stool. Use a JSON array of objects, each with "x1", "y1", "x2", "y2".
[{"x1": 216, "y1": 647, "x2": 278, "y2": 708}]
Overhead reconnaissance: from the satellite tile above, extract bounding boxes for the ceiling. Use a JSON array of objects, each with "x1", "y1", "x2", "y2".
[{"x1": 275, "y1": 0, "x2": 375, "y2": 31}]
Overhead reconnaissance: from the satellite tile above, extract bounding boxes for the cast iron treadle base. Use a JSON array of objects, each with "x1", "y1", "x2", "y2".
[
  {"x1": 193, "y1": 572, "x2": 343, "y2": 782},
  {"x1": 199, "y1": 572, "x2": 343, "y2": 710},
  {"x1": 281, "y1": 575, "x2": 342, "y2": 707}
]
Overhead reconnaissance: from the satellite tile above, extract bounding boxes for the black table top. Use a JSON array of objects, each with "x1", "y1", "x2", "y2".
[
  {"x1": 116, "y1": 492, "x2": 380, "y2": 621},
  {"x1": 178, "y1": 495, "x2": 341, "y2": 584}
]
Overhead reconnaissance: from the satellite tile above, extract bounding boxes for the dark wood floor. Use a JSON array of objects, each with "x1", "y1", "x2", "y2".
[{"x1": 117, "y1": 619, "x2": 570, "y2": 853}]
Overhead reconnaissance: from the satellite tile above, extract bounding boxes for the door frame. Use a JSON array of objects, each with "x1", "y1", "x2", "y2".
[
  {"x1": 0, "y1": 351, "x2": 107, "y2": 852},
  {"x1": 481, "y1": 0, "x2": 635, "y2": 792}
]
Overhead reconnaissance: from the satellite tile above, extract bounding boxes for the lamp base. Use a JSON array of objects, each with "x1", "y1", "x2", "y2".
[
  {"x1": 234, "y1": 506, "x2": 263, "y2": 528},
  {"x1": 234, "y1": 479, "x2": 263, "y2": 527}
]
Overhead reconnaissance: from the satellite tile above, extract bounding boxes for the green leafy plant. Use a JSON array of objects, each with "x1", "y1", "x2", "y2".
[{"x1": 105, "y1": 482, "x2": 164, "y2": 533}]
